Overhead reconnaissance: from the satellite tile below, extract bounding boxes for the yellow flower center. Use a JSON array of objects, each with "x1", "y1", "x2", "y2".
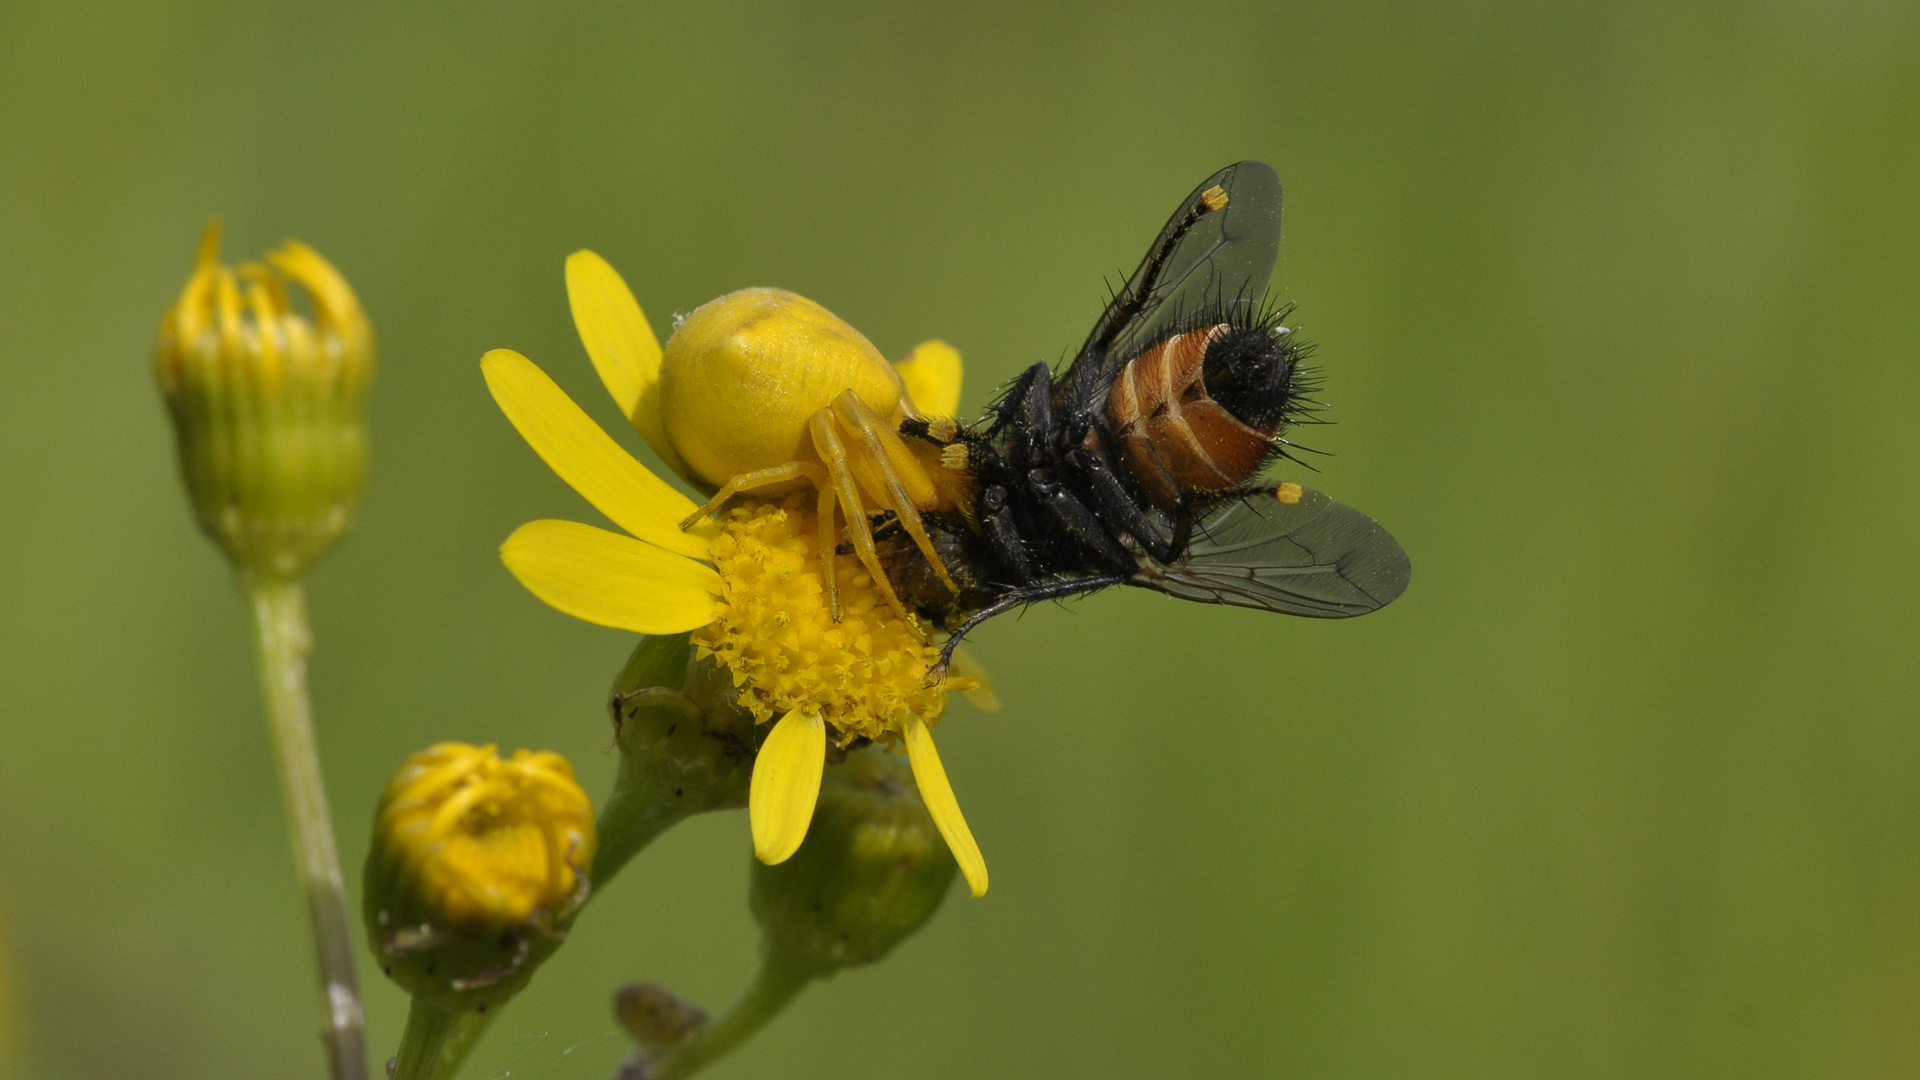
[
  {"x1": 694, "y1": 496, "x2": 963, "y2": 744},
  {"x1": 378, "y1": 743, "x2": 595, "y2": 929}
]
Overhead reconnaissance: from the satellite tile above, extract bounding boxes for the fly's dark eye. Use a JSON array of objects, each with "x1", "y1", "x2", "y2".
[{"x1": 1202, "y1": 326, "x2": 1296, "y2": 431}]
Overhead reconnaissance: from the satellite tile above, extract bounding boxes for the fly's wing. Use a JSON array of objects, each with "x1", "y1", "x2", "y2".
[
  {"x1": 1080, "y1": 160, "x2": 1284, "y2": 367},
  {"x1": 1130, "y1": 486, "x2": 1411, "y2": 617}
]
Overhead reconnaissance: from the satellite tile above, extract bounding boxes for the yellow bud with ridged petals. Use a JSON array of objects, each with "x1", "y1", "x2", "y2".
[
  {"x1": 155, "y1": 220, "x2": 374, "y2": 579},
  {"x1": 658, "y1": 288, "x2": 905, "y2": 492},
  {"x1": 364, "y1": 742, "x2": 595, "y2": 1015}
]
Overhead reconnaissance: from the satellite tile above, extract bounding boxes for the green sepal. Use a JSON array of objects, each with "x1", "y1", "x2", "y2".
[
  {"x1": 362, "y1": 839, "x2": 574, "y2": 1018},
  {"x1": 750, "y1": 747, "x2": 957, "y2": 977},
  {"x1": 594, "y1": 635, "x2": 764, "y2": 885}
]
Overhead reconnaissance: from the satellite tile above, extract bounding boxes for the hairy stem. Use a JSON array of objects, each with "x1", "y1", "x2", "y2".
[{"x1": 245, "y1": 574, "x2": 368, "y2": 1080}]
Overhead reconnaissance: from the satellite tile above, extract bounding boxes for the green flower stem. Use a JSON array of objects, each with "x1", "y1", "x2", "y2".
[
  {"x1": 427, "y1": 1011, "x2": 496, "y2": 1080},
  {"x1": 595, "y1": 633, "x2": 705, "y2": 888},
  {"x1": 593, "y1": 751, "x2": 696, "y2": 888},
  {"x1": 392, "y1": 998, "x2": 461, "y2": 1080},
  {"x1": 245, "y1": 573, "x2": 367, "y2": 1080},
  {"x1": 648, "y1": 959, "x2": 815, "y2": 1080}
]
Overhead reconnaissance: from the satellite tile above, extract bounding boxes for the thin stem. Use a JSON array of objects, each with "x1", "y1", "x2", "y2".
[
  {"x1": 392, "y1": 998, "x2": 460, "y2": 1080},
  {"x1": 244, "y1": 573, "x2": 368, "y2": 1080},
  {"x1": 648, "y1": 959, "x2": 814, "y2": 1080},
  {"x1": 593, "y1": 762, "x2": 695, "y2": 889},
  {"x1": 428, "y1": 1010, "x2": 496, "y2": 1080}
]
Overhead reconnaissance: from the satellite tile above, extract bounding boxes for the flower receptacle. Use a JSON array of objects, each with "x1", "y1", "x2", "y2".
[
  {"x1": 750, "y1": 747, "x2": 958, "y2": 977},
  {"x1": 595, "y1": 636, "x2": 764, "y2": 885}
]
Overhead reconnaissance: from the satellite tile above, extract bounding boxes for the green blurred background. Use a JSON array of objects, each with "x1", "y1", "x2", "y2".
[{"x1": 3, "y1": 1, "x2": 1918, "y2": 1077}]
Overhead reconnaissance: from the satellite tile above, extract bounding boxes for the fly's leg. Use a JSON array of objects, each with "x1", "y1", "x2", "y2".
[
  {"x1": 1169, "y1": 498, "x2": 1194, "y2": 561},
  {"x1": 1068, "y1": 446, "x2": 1177, "y2": 563},
  {"x1": 1028, "y1": 470, "x2": 1138, "y2": 574},
  {"x1": 829, "y1": 391, "x2": 959, "y2": 595},
  {"x1": 984, "y1": 362, "x2": 1047, "y2": 438},
  {"x1": 981, "y1": 485, "x2": 1037, "y2": 585},
  {"x1": 808, "y1": 408, "x2": 919, "y2": 631},
  {"x1": 1000, "y1": 363, "x2": 1054, "y2": 466},
  {"x1": 678, "y1": 461, "x2": 828, "y2": 531},
  {"x1": 924, "y1": 573, "x2": 1128, "y2": 682}
]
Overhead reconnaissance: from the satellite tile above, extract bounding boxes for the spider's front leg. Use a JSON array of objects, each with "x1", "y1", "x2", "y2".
[
  {"x1": 828, "y1": 391, "x2": 960, "y2": 595},
  {"x1": 678, "y1": 461, "x2": 828, "y2": 532},
  {"x1": 808, "y1": 408, "x2": 917, "y2": 629}
]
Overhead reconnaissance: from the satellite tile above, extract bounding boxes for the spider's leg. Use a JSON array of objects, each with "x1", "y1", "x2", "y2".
[
  {"x1": 809, "y1": 407, "x2": 919, "y2": 631},
  {"x1": 816, "y1": 477, "x2": 841, "y2": 621},
  {"x1": 678, "y1": 461, "x2": 824, "y2": 531},
  {"x1": 830, "y1": 391, "x2": 959, "y2": 594}
]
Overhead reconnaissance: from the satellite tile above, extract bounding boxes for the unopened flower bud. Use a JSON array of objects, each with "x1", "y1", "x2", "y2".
[
  {"x1": 364, "y1": 742, "x2": 594, "y2": 1014},
  {"x1": 750, "y1": 747, "x2": 957, "y2": 977},
  {"x1": 613, "y1": 982, "x2": 709, "y2": 1054},
  {"x1": 155, "y1": 220, "x2": 373, "y2": 578}
]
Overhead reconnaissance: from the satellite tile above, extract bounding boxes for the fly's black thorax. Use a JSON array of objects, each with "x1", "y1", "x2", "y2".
[{"x1": 973, "y1": 361, "x2": 1145, "y2": 584}]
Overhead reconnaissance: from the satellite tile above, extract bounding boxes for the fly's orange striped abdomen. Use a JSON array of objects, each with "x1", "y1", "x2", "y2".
[{"x1": 1107, "y1": 326, "x2": 1279, "y2": 513}]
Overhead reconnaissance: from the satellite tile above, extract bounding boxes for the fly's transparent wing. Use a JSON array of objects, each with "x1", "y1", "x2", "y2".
[
  {"x1": 1083, "y1": 160, "x2": 1284, "y2": 364},
  {"x1": 1130, "y1": 486, "x2": 1411, "y2": 617}
]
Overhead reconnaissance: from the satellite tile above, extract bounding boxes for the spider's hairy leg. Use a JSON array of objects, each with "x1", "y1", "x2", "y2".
[
  {"x1": 808, "y1": 408, "x2": 919, "y2": 632},
  {"x1": 829, "y1": 391, "x2": 960, "y2": 595},
  {"x1": 678, "y1": 460, "x2": 827, "y2": 531},
  {"x1": 816, "y1": 477, "x2": 842, "y2": 621}
]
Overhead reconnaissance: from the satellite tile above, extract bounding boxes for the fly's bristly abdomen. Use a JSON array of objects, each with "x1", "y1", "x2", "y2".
[{"x1": 1105, "y1": 318, "x2": 1301, "y2": 513}]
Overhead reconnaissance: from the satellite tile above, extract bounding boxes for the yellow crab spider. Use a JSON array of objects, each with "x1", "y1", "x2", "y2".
[
  {"x1": 564, "y1": 252, "x2": 966, "y2": 627},
  {"x1": 662, "y1": 287, "x2": 967, "y2": 625}
]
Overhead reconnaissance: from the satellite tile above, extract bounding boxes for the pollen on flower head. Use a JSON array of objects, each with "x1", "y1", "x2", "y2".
[
  {"x1": 375, "y1": 742, "x2": 595, "y2": 930},
  {"x1": 694, "y1": 497, "x2": 964, "y2": 745}
]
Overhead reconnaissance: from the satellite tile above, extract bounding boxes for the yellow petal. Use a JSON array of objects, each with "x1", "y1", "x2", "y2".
[
  {"x1": 500, "y1": 519, "x2": 719, "y2": 634},
  {"x1": 894, "y1": 340, "x2": 963, "y2": 418},
  {"x1": 483, "y1": 349, "x2": 717, "y2": 559},
  {"x1": 902, "y1": 716, "x2": 987, "y2": 896},
  {"x1": 564, "y1": 251, "x2": 691, "y2": 479},
  {"x1": 947, "y1": 645, "x2": 1001, "y2": 713},
  {"x1": 750, "y1": 707, "x2": 826, "y2": 864},
  {"x1": 267, "y1": 240, "x2": 371, "y2": 352}
]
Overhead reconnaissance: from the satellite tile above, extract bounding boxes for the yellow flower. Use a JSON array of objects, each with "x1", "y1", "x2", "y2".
[{"x1": 483, "y1": 252, "x2": 988, "y2": 896}]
